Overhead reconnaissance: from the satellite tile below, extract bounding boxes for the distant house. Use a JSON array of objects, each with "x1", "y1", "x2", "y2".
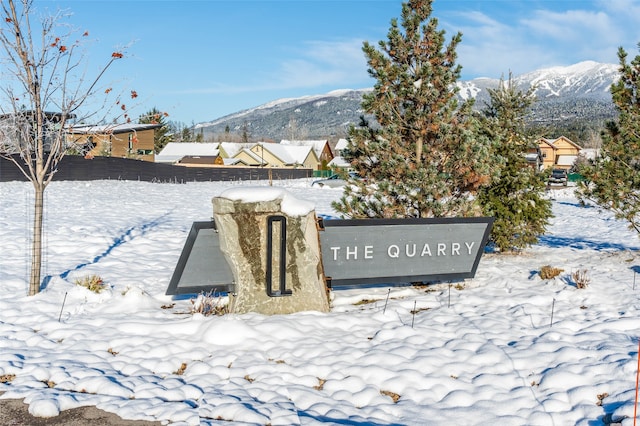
[
  {"x1": 1, "y1": 111, "x2": 74, "y2": 154},
  {"x1": 327, "y1": 156, "x2": 351, "y2": 169},
  {"x1": 233, "y1": 142, "x2": 319, "y2": 169},
  {"x1": 218, "y1": 142, "x2": 255, "y2": 158},
  {"x1": 66, "y1": 123, "x2": 160, "y2": 162},
  {"x1": 335, "y1": 138, "x2": 349, "y2": 154},
  {"x1": 580, "y1": 148, "x2": 600, "y2": 162},
  {"x1": 224, "y1": 153, "x2": 255, "y2": 167},
  {"x1": 177, "y1": 155, "x2": 224, "y2": 166},
  {"x1": 525, "y1": 146, "x2": 544, "y2": 170},
  {"x1": 156, "y1": 142, "x2": 260, "y2": 166},
  {"x1": 280, "y1": 140, "x2": 334, "y2": 169},
  {"x1": 329, "y1": 138, "x2": 351, "y2": 169},
  {"x1": 538, "y1": 136, "x2": 582, "y2": 170},
  {"x1": 155, "y1": 142, "x2": 220, "y2": 164}
]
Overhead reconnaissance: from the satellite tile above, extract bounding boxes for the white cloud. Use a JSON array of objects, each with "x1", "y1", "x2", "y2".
[
  {"x1": 273, "y1": 38, "x2": 369, "y2": 89},
  {"x1": 172, "y1": 38, "x2": 370, "y2": 96},
  {"x1": 443, "y1": 2, "x2": 640, "y2": 79},
  {"x1": 447, "y1": 11, "x2": 546, "y2": 78},
  {"x1": 597, "y1": 0, "x2": 640, "y2": 15},
  {"x1": 521, "y1": 9, "x2": 616, "y2": 44}
]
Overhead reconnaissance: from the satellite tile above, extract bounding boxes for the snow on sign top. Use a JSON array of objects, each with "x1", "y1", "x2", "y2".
[{"x1": 217, "y1": 186, "x2": 315, "y2": 217}]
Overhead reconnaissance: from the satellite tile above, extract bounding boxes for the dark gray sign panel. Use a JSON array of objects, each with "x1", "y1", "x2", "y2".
[
  {"x1": 165, "y1": 221, "x2": 234, "y2": 295},
  {"x1": 166, "y1": 217, "x2": 493, "y2": 296},
  {"x1": 319, "y1": 217, "x2": 493, "y2": 287}
]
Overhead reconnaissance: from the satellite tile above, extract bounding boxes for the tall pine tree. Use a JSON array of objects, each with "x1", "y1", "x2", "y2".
[
  {"x1": 477, "y1": 74, "x2": 552, "y2": 252},
  {"x1": 333, "y1": 0, "x2": 493, "y2": 219},
  {"x1": 577, "y1": 44, "x2": 640, "y2": 234}
]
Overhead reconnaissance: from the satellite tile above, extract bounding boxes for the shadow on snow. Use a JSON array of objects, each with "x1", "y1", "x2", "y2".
[
  {"x1": 537, "y1": 234, "x2": 640, "y2": 252},
  {"x1": 40, "y1": 212, "x2": 172, "y2": 290}
]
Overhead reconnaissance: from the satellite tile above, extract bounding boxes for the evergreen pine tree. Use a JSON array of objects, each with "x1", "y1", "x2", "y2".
[
  {"x1": 139, "y1": 107, "x2": 172, "y2": 153},
  {"x1": 333, "y1": 0, "x2": 493, "y2": 219},
  {"x1": 477, "y1": 74, "x2": 552, "y2": 252},
  {"x1": 577, "y1": 44, "x2": 640, "y2": 234},
  {"x1": 241, "y1": 122, "x2": 250, "y2": 143}
]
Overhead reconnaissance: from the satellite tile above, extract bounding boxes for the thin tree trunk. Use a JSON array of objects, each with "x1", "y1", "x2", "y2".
[{"x1": 29, "y1": 182, "x2": 44, "y2": 296}]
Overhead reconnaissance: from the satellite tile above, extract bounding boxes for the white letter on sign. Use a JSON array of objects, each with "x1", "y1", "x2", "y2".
[
  {"x1": 364, "y1": 246, "x2": 373, "y2": 259},
  {"x1": 465, "y1": 242, "x2": 475, "y2": 255},
  {"x1": 346, "y1": 246, "x2": 358, "y2": 260},
  {"x1": 388, "y1": 245, "x2": 400, "y2": 258},
  {"x1": 330, "y1": 247, "x2": 340, "y2": 260}
]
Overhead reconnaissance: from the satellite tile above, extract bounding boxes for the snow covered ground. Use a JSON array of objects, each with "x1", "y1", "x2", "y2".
[{"x1": 1, "y1": 178, "x2": 640, "y2": 425}]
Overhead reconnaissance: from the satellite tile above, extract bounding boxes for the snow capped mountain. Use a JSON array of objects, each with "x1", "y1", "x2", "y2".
[
  {"x1": 196, "y1": 61, "x2": 619, "y2": 140},
  {"x1": 514, "y1": 60, "x2": 618, "y2": 98},
  {"x1": 457, "y1": 61, "x2": 619, "y2": 102},
  {"x1": 456, "y1": 77, "x2": 499, "y2": 102}
]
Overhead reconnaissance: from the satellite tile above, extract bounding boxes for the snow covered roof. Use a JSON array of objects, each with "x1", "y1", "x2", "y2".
[
  {"x1": 260, "y1": 144, "x2": 314, "y2": 165},
  {"x1": 67, "y1": 123, "x2": 161, "y2": 134},
  {"x1": 219, "y1": 142, "x2": 254, "y2": 158},
  {"x1": 539, "y1": 138, "x2": 557, "y2": 149},
  {"x1": 580, "y1": 148, "x2": 599, "y2": 160},
  {"x1": 279, "y1": 139, "x2": 330, "y2": 158},
  {"x1": 236, "y1": 147, "x2": 267, "y2": 166},
  {"x1": 158, "y1": 142, "x2": 220, "y2": 156},
  {"x1": 539, "y1": 136, "x2": 582, "y2": 150},
  {"x1": 328, "y1": 155, "x2": 350, "y2": 168},
  {"x1": 155, "y1": 142, "x2": 220, "y2": 164},
  {"x1": 223, "y1": 158, "x2": 243, "y2": 166},
  {"x1": 335, "y1": 138, "x2": 349, "y2": 151}
]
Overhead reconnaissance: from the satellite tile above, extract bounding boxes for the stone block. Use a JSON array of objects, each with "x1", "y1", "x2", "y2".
[{"x1": 212, "y1": 187, "x2": 330, "y2": 314}]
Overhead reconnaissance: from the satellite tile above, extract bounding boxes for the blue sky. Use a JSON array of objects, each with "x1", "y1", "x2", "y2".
[{"x1": 36, "y1": 0, "x2": 640, "y2": 125}]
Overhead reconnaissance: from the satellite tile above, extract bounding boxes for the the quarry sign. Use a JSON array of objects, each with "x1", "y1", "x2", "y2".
[
  {"x1": 318, "y1": 217, "x2": 493, "y2": 287},
  {"x1": 165, "y1": 186, "x2": 494, "y2": 314},
  {"x1": 167, "y1": 215, "x2": 493, "y2": 295}
]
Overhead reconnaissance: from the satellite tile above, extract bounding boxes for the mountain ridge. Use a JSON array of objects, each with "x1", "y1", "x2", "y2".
[{"x1": 195, "y1": 61, "x2": 620, "y2": 141}]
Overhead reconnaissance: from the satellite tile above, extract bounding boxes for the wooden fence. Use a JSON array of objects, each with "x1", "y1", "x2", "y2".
[{"x1": 0, "y1": 156, "x2": 313, "y2": 183}]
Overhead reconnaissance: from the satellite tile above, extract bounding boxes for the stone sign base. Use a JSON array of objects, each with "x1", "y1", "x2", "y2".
[{"x1": 213, "y1": 187, "x2": 330, "y2": 315}]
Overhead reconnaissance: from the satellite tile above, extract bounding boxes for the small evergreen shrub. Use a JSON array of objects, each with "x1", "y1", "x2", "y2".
[
  {"x1": 539, "y1": 265, "x2": 563, "y2": 280},
  {"x1": 74, "y1": 274, "x2": 107, "y2": 293}
]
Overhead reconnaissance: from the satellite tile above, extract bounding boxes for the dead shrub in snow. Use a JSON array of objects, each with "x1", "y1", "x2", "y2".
[
  {"x1": 74, "y1": 274, "x2": 107, "y2": 293},
  {"x1": 190, "y1": 291, "x2": 227, "y2": 316},
  {"x1": 539, "y1": 265, "x2": 563, "y2": 280},
  {"x1": 380, "y1": 390, "x2": 401, "y2": 403},
  {"x1": 314, "y1": 378, "x2": 326, "y2": 390},
  {"x1": 0, "y1": 374, "x2": 16, "y2": 383},
  {"x1": 596, "y1": 392, "x2": 608, "y2": 406},
  {"x1": 173, "y1": 363, "x2": 187, "y2": 375},
  {"x1": 572, "y1": 269, "x2": 590, "y2": 289}
]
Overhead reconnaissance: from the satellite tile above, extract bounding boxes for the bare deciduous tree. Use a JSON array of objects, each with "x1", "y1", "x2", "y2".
[{"x1": 0, "y1": 0, "x2": 131, "y2": 295}]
